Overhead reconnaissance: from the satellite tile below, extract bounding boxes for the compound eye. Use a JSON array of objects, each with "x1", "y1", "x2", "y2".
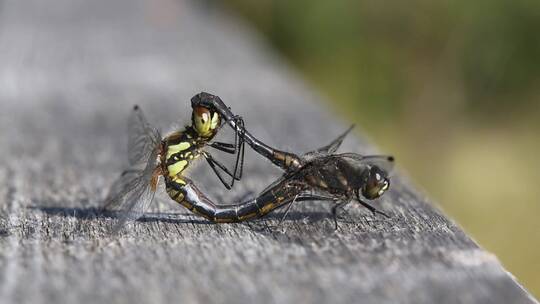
[
  {"x1": 378, "y1": 180, "x2": 390, "y2": 196},
  {"x1": 194, "y1": 106, "x2": 210, "y2": 123},
  {"x1": 193, "y1": 106, "x2": 213, "y2": 135},
  {"x1": 362, "y1": 166, "x2": 390, "y2": 199},
  {"x1": 200, "y1": 112, "x2": 209, "y2": 124}
]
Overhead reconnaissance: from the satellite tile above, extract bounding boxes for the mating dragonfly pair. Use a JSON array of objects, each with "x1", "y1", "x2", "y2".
[{"x1": 104, "y1": 92, "x2": 394, "y2": 231}]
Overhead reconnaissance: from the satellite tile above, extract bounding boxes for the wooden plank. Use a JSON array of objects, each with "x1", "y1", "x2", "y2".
[{"x1": 0, "y1": 0, "x2": 536, "y2": 303}]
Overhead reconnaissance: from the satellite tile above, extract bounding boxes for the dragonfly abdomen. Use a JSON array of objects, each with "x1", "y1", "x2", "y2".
[{"x1": 165, "y1": 177, "x2": 296, "y2": 223}]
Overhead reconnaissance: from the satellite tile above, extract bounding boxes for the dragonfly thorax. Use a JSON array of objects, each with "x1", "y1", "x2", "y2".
[{"x1": 162, "y1": 128, "x2": 209, "y2": 184}]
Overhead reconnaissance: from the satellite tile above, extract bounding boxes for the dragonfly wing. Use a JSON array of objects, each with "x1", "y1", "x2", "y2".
[
  {"x1": 104, "y1": 169, "x2": 157, "y2": 233},
  {"x1": 128, "y1": 105, "x2": 161, "y2": 167},
  {"x1": 110, "y1": 178, "x2": 156, "y2": 234},
  {"x1": 257, "y1": 161, "x2": 313, "y2": 196},
  {"x1": 258, "y1": 172, "x2": 290, "y2": 196},
  {"x1": 303, "y1": 125, "x2": 354, "y2": 159},
  {"x1": 339, "y1": 153, "x2": 395, "y2": 175},
  {"x1": 104, "y1": 148, "x2": 160, "y2": 233}
]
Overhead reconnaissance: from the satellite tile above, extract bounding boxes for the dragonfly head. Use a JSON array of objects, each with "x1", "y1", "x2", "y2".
[
  {"x1": 192, "y1": 105, "x2": 221, "y2": 138},
  {"x1": 361, "y1": 166, "x2": 390, "y2": 200}
]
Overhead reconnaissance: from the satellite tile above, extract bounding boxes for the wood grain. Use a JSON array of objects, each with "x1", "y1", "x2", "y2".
[{"x1": 0, "y1": 0, "x2": 536, "y2": 303}]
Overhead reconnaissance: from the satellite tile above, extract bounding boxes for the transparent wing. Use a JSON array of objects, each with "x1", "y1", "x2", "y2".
[
  {"x1": 258, "y1": 172, "x2": 291, "y2": 196},
  {"x1": 338, "y1": 153, "x2": 395, "y2": 175},
  {"x1": 104, "y1": 149, "x2": 159, "y2": 233},
  {"x1": 303, "y1": 125, "x2": 354, "y2": 159},
  {"x1": 128, "y1": 105, "x2": 161, "y2": 167},
  {"x1": 258, "y1": 162, "x2": 312, "y2": 196},
  {"x1": 105, "y1": 173, "x2": 156, "y2": 234}
]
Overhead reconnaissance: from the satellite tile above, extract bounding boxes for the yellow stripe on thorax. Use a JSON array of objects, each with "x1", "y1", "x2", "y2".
[
  {"x1": 166, "y1": 142, "x2": 191, "y2": 160},
  {"x1": 168, "y1": 160, "x2": 188, "y2": 177},
  {"x1": 166, "y1": 141, "x2": 192, "y2": 178}
]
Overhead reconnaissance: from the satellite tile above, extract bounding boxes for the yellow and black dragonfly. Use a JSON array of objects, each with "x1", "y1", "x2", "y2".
[{"x1": 104, "y1": 99, "x2": 246, "y2": 231}]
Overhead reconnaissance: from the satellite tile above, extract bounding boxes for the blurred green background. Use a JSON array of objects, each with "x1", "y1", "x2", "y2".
[{"x1": 226, "y1": 0, "x2": 540, "y2": 296}]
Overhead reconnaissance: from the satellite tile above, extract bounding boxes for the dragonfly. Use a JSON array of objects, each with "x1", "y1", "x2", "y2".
[
  {"x1": 190, "y1": 92, "x2": 394, "y2": 228},
  {"x1": 103, "y1": 98, "x2": 246, "y2": 231},
  {"x1": 105, "y1": 92, "x2": 393, "y2": 230}
]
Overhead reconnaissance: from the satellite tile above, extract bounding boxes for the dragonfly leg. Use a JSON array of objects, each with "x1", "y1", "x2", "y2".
[
  {"x1": 275, "y1": 194, "x2": 299, "y2": 232},
  {"x1": 208, "y1": 141, "x2": 245, "y2": 180},
  {"x1": 209, "y1": 142, "x2": 236, "y2": 154},
  {"x1": 356, "y1": 191, "x2": 390, "y2": 218},
  {"x1": 210, "y1": 115, "x2": 245, "y2": 155},
  {"x1": 273, "y1": 192, "x2": 338, "y2": 231},
  {"x1": 203, "y1": 152, "x2": 239, "y2": 190},
  {"x1": 212, "y1": 116, "x2": 245, "y2": 182},
  {"x1": 232, "y1": 118, "x2": 245, "y2": 180},
  {"x1": 295, "y1": 193, "x2": 345, "y2": 230},
  {"x1": 331, "y1": 201, "x2": 350, "y2": 230}
]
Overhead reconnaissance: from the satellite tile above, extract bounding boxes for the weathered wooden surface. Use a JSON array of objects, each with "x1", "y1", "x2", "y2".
[{"x1": 0, "y1": 0, "x2": 536, "y2": 303}]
